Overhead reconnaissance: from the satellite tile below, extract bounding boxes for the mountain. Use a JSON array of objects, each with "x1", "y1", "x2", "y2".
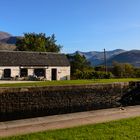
[
  {"x1": 0, "y1": 36, "x2": 18, "y2": 44},
  {"x1": 0, "y1": 31, "x2": 18, "y2": 50},
  {"x1": 0, "y1": 31, "x2": 11, "y2": 40},
  {"x1": 107, "y1": 50, "x2": 140, "y2": 67},
  {"x1": 0, "y1": 31, "x2": 19, "y2": 44},
  {"x1": 73, "y1": 49, "x2": 125, "y2": 66},
  {"x1": 72, "y1": 49, "x2": 140, "y2": 67}
]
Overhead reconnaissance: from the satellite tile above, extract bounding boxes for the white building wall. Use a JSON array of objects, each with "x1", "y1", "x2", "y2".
[
  {"x1": 46, "y1": 66, "x2": 70, "y2": 81},
  {"x1": 28, "y1": 68, "x2": 34, "y2": 76},
  {"x1": 45, "y1": 69, "x2": 51, "y2": 80},
  {"x1": 11, "y1": 67, "x2": 20, "y2": 77},
  {"x1": 57, "y1": 66, "x2": 70, "y2": 80},
  {"x1": 0, "y1": 69, "x2": 3, "y2": 79},
  {"x1": 0, "y1": 66, "x2": 70, "y2": 81},
  {"x1": 0, "y1": 66, "x2": 19, "y2": 79}
]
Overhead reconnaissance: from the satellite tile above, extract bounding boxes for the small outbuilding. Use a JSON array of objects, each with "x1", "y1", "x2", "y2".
[{"x1": 0, "y1": 51, "x2": 70, "y2": 80}]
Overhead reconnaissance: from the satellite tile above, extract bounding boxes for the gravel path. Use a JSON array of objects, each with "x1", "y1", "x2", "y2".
[{"x1": 0, "y1": 105, "x2": 140, "y2": 138}]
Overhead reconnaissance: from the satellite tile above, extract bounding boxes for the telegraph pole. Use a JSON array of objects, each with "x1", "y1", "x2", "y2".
[{"x1": 104, "y1": 48, "x2": 107, "y2": 74}]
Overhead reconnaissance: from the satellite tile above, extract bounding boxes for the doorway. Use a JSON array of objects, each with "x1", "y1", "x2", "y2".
[
  {"x1": 51, "y1": 69, "x2": 57, "y2": 80},
  {"x1": 20, "y1": 68, "x2": 28, "y2": 77}
]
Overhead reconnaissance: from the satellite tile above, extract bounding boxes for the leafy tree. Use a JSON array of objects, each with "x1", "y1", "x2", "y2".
[
  {"x1": 134, "y1": 68, "x2": 140, "y2": 78},
  {"x1": 112, "y1": 62, "x2": 124, "y2": 77},
  {"x1": 112, "y1": 62, "x2": 134, "y2": 78},
  {"x1": 67, "y1": 52, "x2": 92, "y2": 76},
  {"x1": 94, "y1": 66, "x2": 105, "y2": 71},
  {"x1": 45, "y1": 34, "x2": 62, "y2": 52},
  {"x1": 73, "y1": 70, "x2": 113, "y2": 79},
  {"x1": 16, "y1": 33, "x2": 62, "y2": 52},
  {"x1": 67, "y1": 53, "x2": 114, "y2": 79},
  {"x1": 124, "y1": 63, "x2": 134, "y2": 77}
]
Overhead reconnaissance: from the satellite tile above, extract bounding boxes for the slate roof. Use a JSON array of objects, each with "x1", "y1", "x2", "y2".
[{"x1": 0, "y1": 51, "x2": 70, "y2": 66}]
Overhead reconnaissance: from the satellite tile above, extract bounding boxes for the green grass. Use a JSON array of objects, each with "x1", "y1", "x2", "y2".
[
  {"x1": 1, "y1": 117, "x2": 140, "y2": 140},
  {"x1": 0, "y1": 78, "x2": 140, "y2": 87}
]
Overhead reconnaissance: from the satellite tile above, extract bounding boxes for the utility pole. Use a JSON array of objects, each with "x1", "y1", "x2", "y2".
[{"x1": 104, "y1": 48, "x2": 107, "y2": 74}]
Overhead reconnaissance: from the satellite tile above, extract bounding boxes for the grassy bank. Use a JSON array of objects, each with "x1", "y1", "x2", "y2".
[
  {"x1": 1, "y1": 116, "x2": 140, "y2": 140},
  {"x1": 0, "y1": 78, "x2": 139, "y2": 87}
]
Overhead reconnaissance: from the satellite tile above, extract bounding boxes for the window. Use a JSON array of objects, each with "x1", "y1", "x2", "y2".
[
  {"x1": 34, "y1": 69, "x2": 45, "y2": 77},
  {"x1": 4, "y1": 69, "x2": 11, "y2": 78}
]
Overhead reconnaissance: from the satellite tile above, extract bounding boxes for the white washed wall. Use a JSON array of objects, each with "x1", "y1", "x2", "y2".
[
  {"x1": 0, "y1": 66, "x2": 19, "y2": 78},
  {"x1": 28, "y1": 68, "x2": 34, "y2": 76},
  {"x1": 45, "y1": 66, "x2": 70, "y2": 81},
  {"x1": 0, "y1": 66, "x2": 70, "y2": 80}
]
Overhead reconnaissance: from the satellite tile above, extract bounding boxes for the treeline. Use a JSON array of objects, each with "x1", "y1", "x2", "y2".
[{"x1": 67, "y1": 53, "x2": 140, "y2": 79}]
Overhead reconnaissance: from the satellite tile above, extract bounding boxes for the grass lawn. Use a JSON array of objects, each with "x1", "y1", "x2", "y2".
[
  {"x1": 1, "y1": 116, "x2": 140, "y2": 140},
  {"x1": 0, "y1": 78, "x2": 140, "y2": 87}
]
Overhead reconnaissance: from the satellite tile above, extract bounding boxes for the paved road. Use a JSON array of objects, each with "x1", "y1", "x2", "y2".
[{"x1": 0, "y1": 105, "x2": 140, "y2": 138}]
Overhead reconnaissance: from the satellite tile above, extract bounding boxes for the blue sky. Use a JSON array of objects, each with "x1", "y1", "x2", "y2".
[{"x1": 0, "y1": 0, "x2": 140, "y2": 53}]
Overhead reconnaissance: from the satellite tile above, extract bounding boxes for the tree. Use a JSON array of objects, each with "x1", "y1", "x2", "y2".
[
  {"x1": 45, "y1": 34, "x2": 62, "y2": 52},
  {"x1": 135, "y1": 68, "x2": 140, "y2": 78},
  {"x1": 16, "y1": 33, "x2": 62, "y2": 52},
  {"x1": 123, "y1": 63, "x2": 134, "y2": 77},
  {"x1": 67, "y1": 52, "x2": 93, "y2": 77},
  {"x1": 112, "y1": 61, "x2": 134, "y2": 78},
  {"x1": 112, "y1": 62, "x2": 124, "y2": 77}
]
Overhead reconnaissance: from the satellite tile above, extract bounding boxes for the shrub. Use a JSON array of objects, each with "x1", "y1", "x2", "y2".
[{"x1": 73, "y1": 70, "x2": 113, "y2": 79}]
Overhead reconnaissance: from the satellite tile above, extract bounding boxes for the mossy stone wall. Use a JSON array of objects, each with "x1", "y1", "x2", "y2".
[{"x1": 0, "y1": 82, "x2": 136, "y2": 121}]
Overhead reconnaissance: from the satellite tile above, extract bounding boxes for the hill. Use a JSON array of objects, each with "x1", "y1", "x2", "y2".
[
  {"x1": 72, "y1": 49, "x2": 140, "y2": 67},
  {"x1": 0, "y1": 31, "x2": 17, "y2": 50},
  {"x1": 107, "y1": 50, "x2": 140, "y2": 67},
  {"x1": 72, "y1": 49, "x2": 125, "y2": 66},
  {"x1": 0, "y1": 31, "x2": 11, "y2": 40},
  {"x1": 0, "y1": 36, "x2": 18, "y2": 44}
]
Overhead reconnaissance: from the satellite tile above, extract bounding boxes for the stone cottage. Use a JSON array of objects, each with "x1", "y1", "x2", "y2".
[{"x1": 0, "y1": 51, "x2": 70, "y2": 80}]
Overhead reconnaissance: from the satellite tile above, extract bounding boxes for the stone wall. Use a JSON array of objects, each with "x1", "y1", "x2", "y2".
[{"x1": 0, "y1": 82, "x2": 137, "y2": 121}]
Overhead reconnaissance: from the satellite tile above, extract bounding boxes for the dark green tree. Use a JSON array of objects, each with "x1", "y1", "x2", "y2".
[
  {"x1": 112, "y1": 61, "x2": 134, "y2": 78},
  {"x1": 134, "y1": 68, "x2": 140, "y2": 78},
  {"x1": 45, "y1": 34, "x2": 62, "y2": 52},
  {"x1": 112, "y1": 62, "x2": 124, "y2": 77},
  {"x1": 67, "y1": 52, "x2": 93, "y2": 77},
  {"x1": 16, "y1": 33, "x2": 62, "y2": 52},
  {"x1": 124, "y1": 63, "x2": 134, "y2": 77}
]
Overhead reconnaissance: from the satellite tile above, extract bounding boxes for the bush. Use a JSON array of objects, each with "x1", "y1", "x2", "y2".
[
  {"x1": 73, "y1": 70, "x2": 113, "y2": 79},
  {"x1": 135, "y1": 69, "x2": 140, "y2": 78}
]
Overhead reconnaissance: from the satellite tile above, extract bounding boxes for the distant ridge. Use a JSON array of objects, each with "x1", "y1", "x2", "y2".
[
  {"x1": 0, "y1": 31, "x2": 11, "y2": 40},
  {"x1": 0, "y1": 31, "x2": 18, "y2": 50},
  {"x1": 71, "y1": 49, "x2": 140, "y2": 67},
  {"x1": 0, "y1": 36, "x2": 18, "y2": 44},
  {"x1": 107, "y1": 50, "x2": 140, "y2": 67},
  {"x1": 71, "y1": 49, "x2": 125, "y2": 66}
]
